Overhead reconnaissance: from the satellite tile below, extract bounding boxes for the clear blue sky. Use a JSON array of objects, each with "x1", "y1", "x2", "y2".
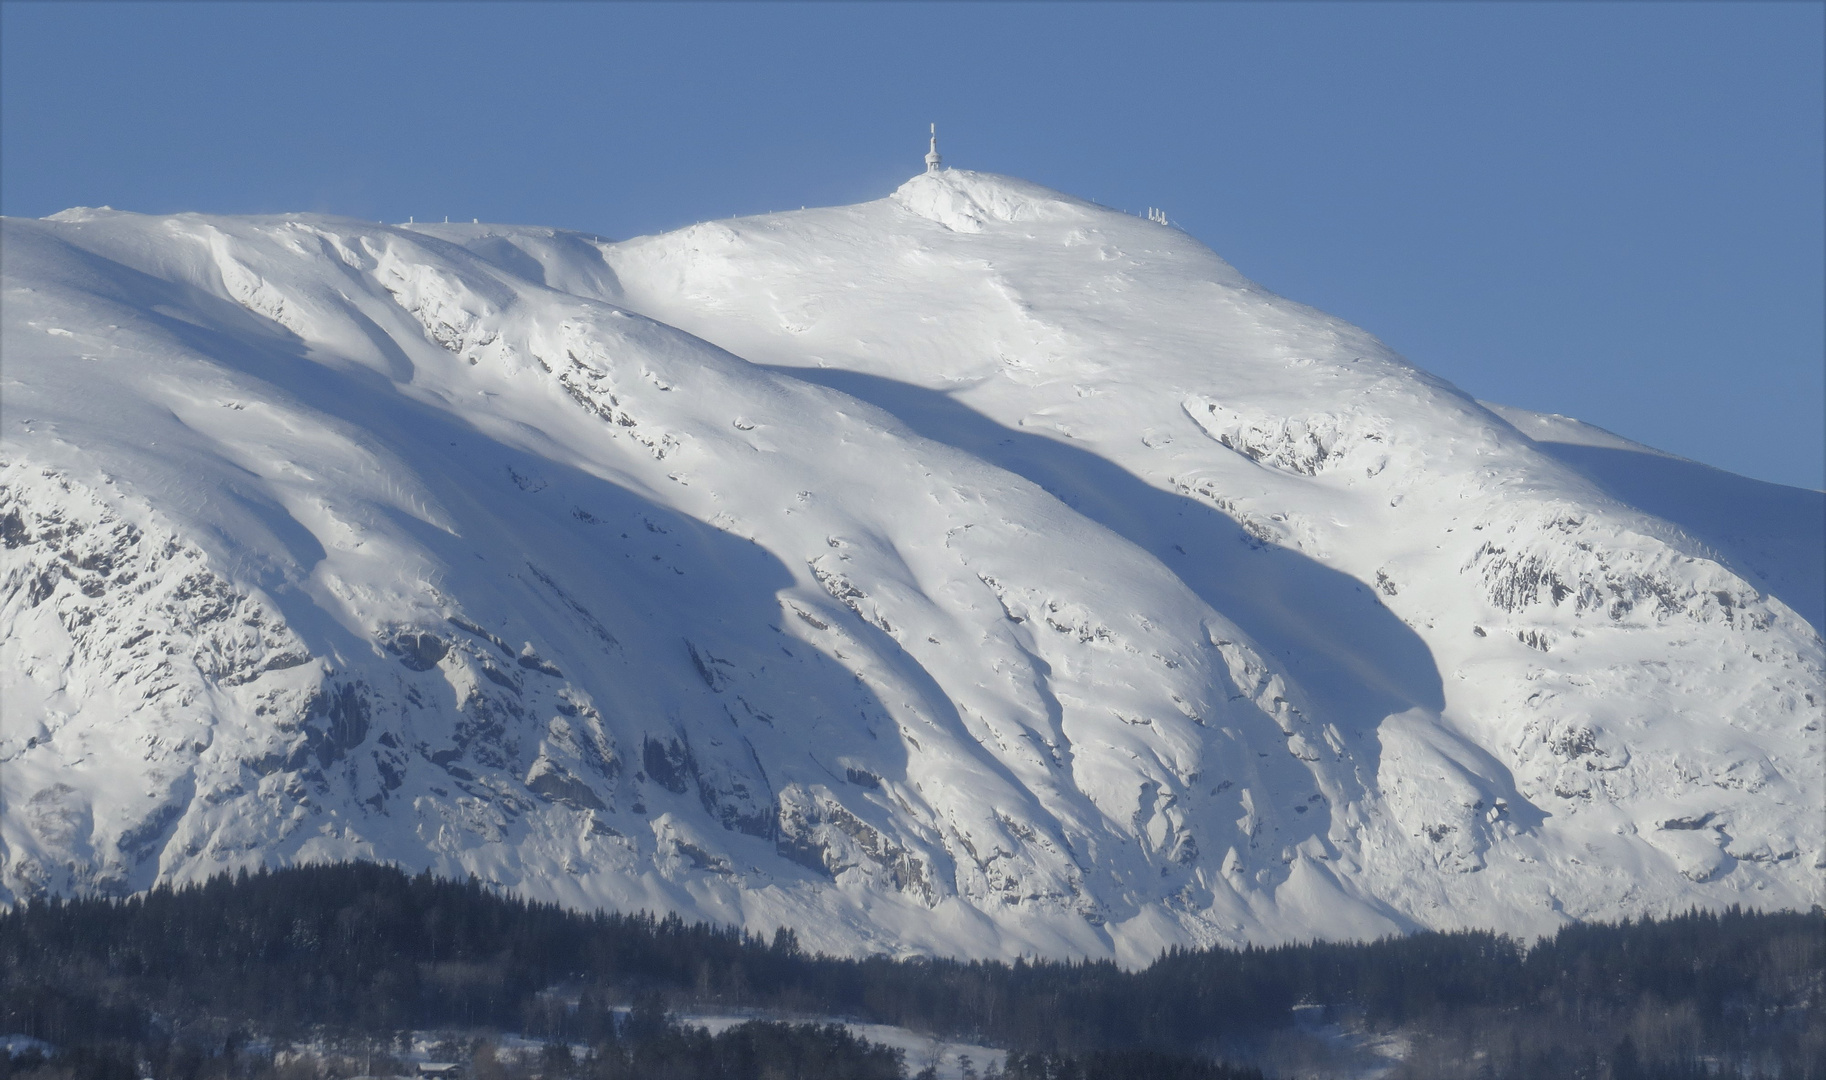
[{"x1": 4, "y1": 2, "x2": 1821, "y2": 489}]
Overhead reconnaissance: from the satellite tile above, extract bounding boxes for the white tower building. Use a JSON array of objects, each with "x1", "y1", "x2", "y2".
[{"x1": 925, "y1": 124, "x2": 942, "y2": 174}]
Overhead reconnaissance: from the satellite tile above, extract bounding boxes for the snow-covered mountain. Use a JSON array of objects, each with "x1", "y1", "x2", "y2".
[{"x1": 3, "y1": 170, "x2": 1819, "y2": 963}]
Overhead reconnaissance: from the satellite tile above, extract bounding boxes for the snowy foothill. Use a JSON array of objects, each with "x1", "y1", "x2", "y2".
[{"x1": 1, "y1": 169, "x2": 1819, "y2": 963}]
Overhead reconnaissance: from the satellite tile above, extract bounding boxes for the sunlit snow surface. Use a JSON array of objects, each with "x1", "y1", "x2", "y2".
[{"x1": 2, "y1": 171, "x2": 1820, "y2": 962}]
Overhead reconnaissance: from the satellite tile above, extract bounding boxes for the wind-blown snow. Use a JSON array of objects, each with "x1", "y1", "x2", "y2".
[{"x1": 2, "y1": 171, "x2": 1820, "y2": 963}]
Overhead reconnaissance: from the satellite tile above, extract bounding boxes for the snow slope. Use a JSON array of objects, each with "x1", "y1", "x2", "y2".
[{"x1": 2, "y1": 170, "x2": 1820, "y2": 963}]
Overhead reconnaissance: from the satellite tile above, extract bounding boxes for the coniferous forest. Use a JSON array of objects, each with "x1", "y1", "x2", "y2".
[{"x1": 1, "y1": 863, "x2": 1819, "y2": 1080}]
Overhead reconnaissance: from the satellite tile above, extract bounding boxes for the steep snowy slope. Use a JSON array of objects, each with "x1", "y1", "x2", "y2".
[
  {"x1": 2, "y1": 172, "x2": 1819, "y2": 963},
  {"x1": 1481, "y1": 401, "x2": 1823, "y2": 636}
]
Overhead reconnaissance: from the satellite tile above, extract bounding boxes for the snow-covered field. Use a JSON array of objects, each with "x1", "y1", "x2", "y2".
[
  {"x1": 2, "y1": 169, "x2": 1819, "y2": 962},
  {"x1": 264, "y1": 1020, "x2": 1004, "y2": 1080}
]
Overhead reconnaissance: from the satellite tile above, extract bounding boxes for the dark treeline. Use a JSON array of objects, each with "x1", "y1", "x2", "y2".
[
  {"x1": 0, "y1": 1010, "x2": 907, "y2": 1080},
  {"x1": 1, "y1": 862, "x2": 1819, "y2": 1078},
  {"x1": 1001, "y1": 1051, "x2": 1264, "y2": 1080}
]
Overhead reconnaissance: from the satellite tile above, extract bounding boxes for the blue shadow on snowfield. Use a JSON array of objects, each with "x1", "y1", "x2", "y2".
[
  {"x1": 1532, "y1": 442, "x2": 1825, "y2": 636},
  {"x1": 767, "y1": 366, "x2": 1448, "y2": 745}
]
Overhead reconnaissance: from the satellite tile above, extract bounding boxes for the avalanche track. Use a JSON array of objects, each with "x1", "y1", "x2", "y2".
[{"x1": 2, "y1": 170, "x2": 1820, "y2": 963}]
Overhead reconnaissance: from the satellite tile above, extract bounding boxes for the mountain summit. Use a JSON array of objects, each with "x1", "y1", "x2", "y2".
[{"x1": 3, "y1": 171, "x2": 1819, "y2": 962}]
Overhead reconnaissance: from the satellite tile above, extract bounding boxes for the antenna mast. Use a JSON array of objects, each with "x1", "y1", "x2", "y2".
[{"x1": 925, "y1": 124, "x2": 942, "y2": 175}]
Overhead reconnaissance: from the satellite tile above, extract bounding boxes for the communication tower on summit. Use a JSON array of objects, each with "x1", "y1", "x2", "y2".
[{"x1": 925, "y1": 124, "x2": 942, "y2": 174}]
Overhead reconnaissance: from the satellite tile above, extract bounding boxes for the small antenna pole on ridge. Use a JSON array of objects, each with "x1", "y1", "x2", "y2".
[{"x1": 925, "y1": 123, "x2": 942, "y2": 175}]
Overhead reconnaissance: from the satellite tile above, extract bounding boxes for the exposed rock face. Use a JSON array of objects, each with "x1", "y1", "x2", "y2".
[{"x1": 2, "y1": 175, "x2": 1819, "y2": 963}]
